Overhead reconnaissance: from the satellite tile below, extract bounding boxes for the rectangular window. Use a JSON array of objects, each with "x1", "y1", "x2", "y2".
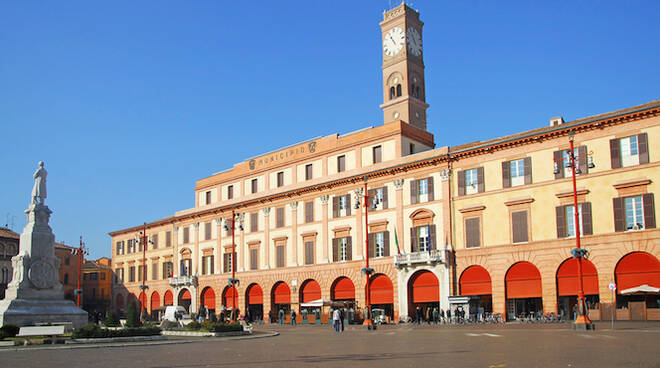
[
  {"x1": 228, "y1": 185, "x2": 234, "y2": 199},
  {"x1": 339, "y1": 237, "x2": 348, "y2": 261},
  {"x1": 276, "y1": 207, "x2": 285, "y2": 228},
  {"x1": 277, "y1": 172, "x2": 284, "y2": 187},
  {"x1": 205, "y1": 222, "x2": 212, "y2": 240},
  {"x1": 417, "y1": 226, "x2": 430, "y2": 251},
  {"x1": 183, "y1": 227, "x2": 190, "y2": 243},
  {"x1": 465, "y1": 168, "x2": 479, "y2": 195},
  {"x1": 611, "y1": 133, "x2": 648, "y2": 169},
  {"x1": 129, "y1": 266, "x2": 135, "y2": 282},
  {"x1": 152, "y1": 263, "x2": 158, "y2": 280},
  {"x1": 409, "y1": 143, "x2": 415, "y2": 154},
  {"x1": 371, "y1": 187, "x2": 385, "y2": 211},
  {"x1": 625, "y1": 196, "x2": 644, "y2": 230},
  {"x1": 305, "y1": 201, "x2": 314, "y2": 223},
  {"x1": 202, "y1": 255, "x2": 214, "y2": 275},
  {"x1": 375, "y1": 232, "x2": 385, "y2": 257},
  {"x1": 565, "y1": 204, "x2": 584, "y2": 237},
  {"x1": 337, "y1": 155, "x2": 346, "y2": 173},
  {"x1": 373, "y1": 145, "x2": 382, "y2": 164},
  {"x1": 180, "y1": 259, "x2": 191, "y2": 276},
  {"x1": 223, "y1": 253, "x2": 234, "y2": 273},
  {"x1": 512, "y1": 210, "x2": 529, "y2": 243},
  {"x1": 163, "y1": 262, "x2": 173, "y2": 278},
  {"x1": 276, "y1": 245, "x2": 285, "y2": 268},
  {"x1": 305, "y1": 164, "x2": 313, "y2": 180},
  {"x1": 418, "y1": 179, "x2": 428, "y2": 195},
  {"x1": 305, "y1": 241, "x2": 314, "y2": 265},
  {"x1": 251, "y1": 179, "x2": 258, "y2": 194},
  {"x1": 250, "y1": 212, "x2": 258, "y2": 232},
  {"x1": 127, "y1": 239, "x2": 134, "y2": 253},
  {"x1": 117, "y1": 268, "x2": 124, "y2": 283},
  {"x1": 250, "y1": 248, "x2": 258, "y2": 270},
  {"x1": 205, "y1": 191, "x2": 211, "y2": 205},
  {"x1": 152, "y1": 234, "x2": 158, "y2": 249},
  {"x1": 166, "y1": 231, "x2": 171, "y2": 247},
  {"x1": 339, "y1": 195, "x2": 349, "y2": 217},
  {"x1": 510, "y1": 159, "x2": 525, "y2": 187},
  {"x1": 620, "y1": 136, "x2": 639, "y2": 167},
  {"x1": 101, "y1": 272, "x2": 106, "y2": 280},
  {"x1": 465, "y1": 217, "x2": 481, "y2": 248}
]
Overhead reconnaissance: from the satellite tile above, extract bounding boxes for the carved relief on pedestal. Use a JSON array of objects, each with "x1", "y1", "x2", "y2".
[{"x1": 28, "y1": 258, "x2": 56, "y2": 289}]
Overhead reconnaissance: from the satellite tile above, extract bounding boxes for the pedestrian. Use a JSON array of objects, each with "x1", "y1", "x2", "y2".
[
  {"x1": 278, "y1": 308, "x2": 284, "y2": 325},
  {"x1": 268, "y1": 310, "x2": 273, "y2": 323},
  {"x1": 339, "y1": 309, "x2": 345, "y2": 332},
  {"x1": 291, "y1": 309, "x2": 297, "y2": 326},
  {"x1": 446, "y1": 308, "x2": 452, "y2": 324},
  {"x1": 432, "y1": 307, "x2": 439, "y2": 324},
  {"x1": 425, "y1": 307, "x2": 431, "y2": 324},
  {"x1": 198, "y1": 304, "x2": 207, "y2": 323},
  {"x1": 332, "y1": 308, "x2": 341, "y2": 332},
  {"x1": 415, "y1": 306, "x2": 421, "y2": 324},
  {"x1": 440, "y1": 308, "x2": 445, "y2": 324},
  {"x1": 572, "y1": 305, "x2": 577, "y2": 321}
]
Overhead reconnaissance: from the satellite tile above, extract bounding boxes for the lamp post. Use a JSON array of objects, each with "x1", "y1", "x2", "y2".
[
  {"x1": 71, "y1": 236, "x2": 89, "y2": 308},
  {"x1": 137, "y1": 222, "x2": 151, "y2": 321},
  {"x1": 553, "y1": 131, "x2": 595, "y2": 330},
  {"x1": 354, "y1": 176, "x2": 381, "y2": 330},
  {"x1": 224, "y1": 209, "x2": 243, "y2": 322}
]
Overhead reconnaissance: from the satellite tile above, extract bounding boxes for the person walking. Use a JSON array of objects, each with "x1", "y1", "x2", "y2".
[
  {"x1": 268, "y1": 310, "x2": 273, "y2": 323},
  {"x1": 278, "y1": 308, "x2": 284, "y2": 325},
  {"x1": 446, "y1": 308, "x2": 452, "y2": 324},
  {"x1": 439, "y1": 308, "x2": 445, "y2": 324},
  {"x1": 432, "y1": 307, "x2": 439, "y2": 324},
  {"x1": 339, "y1": 309, "x2": 345, "y2": 332},
  {"x1": 415, "y1": 306, "x2": 421, "y2": 325},
  {"x1": 332, "y1": 308, "x2": 341, "y2": 332},
  {"x1": 291, "y1": 309, "x2": 297, "y2": 326}
]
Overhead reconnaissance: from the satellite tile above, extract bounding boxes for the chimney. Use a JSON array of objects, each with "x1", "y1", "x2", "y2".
[{"x1": 549, "y1": 116, "x2": 564, "y2": 127}]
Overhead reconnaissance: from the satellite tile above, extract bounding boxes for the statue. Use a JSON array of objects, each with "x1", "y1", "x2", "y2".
[{"x1": 31, "y1": 161, "x2": 47, "y2": 205}]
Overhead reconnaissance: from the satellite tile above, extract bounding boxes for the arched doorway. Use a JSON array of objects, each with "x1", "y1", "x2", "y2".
[
  {"x1": 150, "y1": 291, "x2": 161, "y2": 320},
  {"x1": 201, "y1": 287, "x2": 216, "y2": 318},
  {"x1": 178, "y1": 289, "x2": 192, "y2": 313},
  {"x1": 246, "y1": 284, "x2": 263, "y2": 323},
  {"x1": 271, "y1": 281, "x2": 291, "y2": 323},
  {"x1": 115, "y1": 293, "x2": 125, "y2": 311},
  {"x1": 556, "y1": 258, "x2": 599, "y2": 320},
  {"x1": 408, "y1": 270, "x2": 439, "y2": 322},
  {"x1": 300, "y1": 279, "x2": 322, "y2": 323},
  {"x1": 223, "y1": 285, "x2": 238, "y2": 318},
  {"x1": 331, "y1": 277, "x2": 356, "y2": 325},
  {"x1": 505, "y1": 261, "x2": 543, "y2": 321},
  {"x1": 370, "y1": 274, "x2": 394, "y2": 321},
  {"x1": 163, "y1": 290, "x2": 174, "y2": 306},
  {"x1": 615, "y1": 252, "x2": 660, "y2": 319},
  {"x1": 460, "y1": 265, "x2": 493, "y2": 318}
]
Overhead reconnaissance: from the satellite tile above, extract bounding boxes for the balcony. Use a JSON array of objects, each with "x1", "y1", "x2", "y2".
[
  {"x1": 394, "y1": 249, "x2": 446, "y2": 268},
  {"x1": 169, "y1": 275, "x2": 198, "y2": 287}
]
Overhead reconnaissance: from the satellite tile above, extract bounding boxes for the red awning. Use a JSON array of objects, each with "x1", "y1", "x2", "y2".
[
  {"x1": 150, "y1": 292, "x2": 160, "y2": 311},
  {"x1": 273, "y1": 282, "x2": 291, "y2": 305},
  {"x1": 180, "y1": 289, "x2": 191, "y2": 300},
  {"x1": 163, "y1": 291, "x2": 174, "y2": 306},
  {"x1": 557, "y1": 258, "x2": 599, "y2": 296},
  {"x1": 248, "y1": 284, "x2": 263, "y2": 305},
  {"x1": 616, "y1": 252, "x2": 660, "y2": 292},
  {"x1": 202, "y1": 287, "x2": 216, "y2": 309},
  {"x1": 506, "y1": 262, "x2": 542, "y2": 299},
  {"x1": 411, "y1": 271, "x2": 439, "y2": 303},
  {"x1": 332, "y1": 277, "x2": 355, "y2": 300},
  {"x1": 370, "y1": 275, "x2": 393, "y2": 304},
  {"x1": 301, "y1": 280, "x2": 322, "y2": 303},
  {"x1": 223, "y1": 286, "x2": 237, "y2": 308},
  {"x1": 460, "y1": 266, "x2": 492, "y2": 296}
]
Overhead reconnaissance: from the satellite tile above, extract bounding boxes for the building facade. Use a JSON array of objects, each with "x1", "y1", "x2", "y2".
[
  {"x1": 0, "y1": 227, "x2": 20, "y2": 299},
  {"x1": 55, "y1": 242, "x2": 81, "y2": 303},
  {"x1": 82, "y1": 257, "x2": 113, "y2": 314},
  {"x1": 109, "y1": 4, "x2": 660, "y2": 322}
]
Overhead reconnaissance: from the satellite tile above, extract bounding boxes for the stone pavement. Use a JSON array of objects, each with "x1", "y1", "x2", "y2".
[{"x1": 1, "y1": 321, "x2": 659, "y2": 367}]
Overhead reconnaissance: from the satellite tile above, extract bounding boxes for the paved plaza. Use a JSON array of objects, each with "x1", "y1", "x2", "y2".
[{"x1": 2, "y1": 322, "x2": 660, "y2": 367}]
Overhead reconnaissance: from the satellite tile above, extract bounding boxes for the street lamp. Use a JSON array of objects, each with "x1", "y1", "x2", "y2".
[
  {"x1": 553, "y1": 131, "x2": 595, "y2": 330},
  {"x1": 224, "y1": 209, "x2": 243, "y2": 322},
  {"x1": 137, "y1": 222, "x2": 152, "y2": 320},
  {"x1": 354, "y1": 176, "x2": 381, "y2": 330},
  {"x1": 71, "y1": 235, "x2": 89, "y2": 308}
]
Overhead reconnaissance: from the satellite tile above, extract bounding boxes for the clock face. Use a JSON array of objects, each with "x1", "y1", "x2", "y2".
[
  {"x1": 407, "y1": 27, "x2": 422, "y2": 56},
  {"x1": 383, "y1": 27, "x2": 405, "y2": 57}
]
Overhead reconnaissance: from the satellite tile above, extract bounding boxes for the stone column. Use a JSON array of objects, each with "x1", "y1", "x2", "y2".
[
  {"x1": 290, "y1": 202, "x2": 299, "y2": 267},
  {"x1": 394, "y1": 179, "x2": 405, "y2": 253},
  {"x1": 354, "y1": 187, "x2": 364, "y2": 260},
  {"x1": 320, "y1": 195, "x2": 329, "y2": 263},
  {"x1": 263, "y1": 207, "x2": 271, "y2": 268},
  {"x1": 439, "y1": 168, "x2": 454, "y2": 298},
  {"x1": 239, "y1": 214, "x2": 246, "y2": 272},
  {"x1": 173, "y1": 226, "x2": 180, "y2": 276},
  {"x1": 193, "y1": 222, "x2": 200, "y2": 275},
  {"x1": 214, "y1": 218, "x2": 222, "y2": 274}
]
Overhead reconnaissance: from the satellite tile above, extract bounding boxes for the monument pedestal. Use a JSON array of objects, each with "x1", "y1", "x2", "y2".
[{"x1": 0, "y1": 299, "x2": 87, "y2": 328}]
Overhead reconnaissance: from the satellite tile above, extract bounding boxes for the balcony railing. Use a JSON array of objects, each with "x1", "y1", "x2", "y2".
[
  {"x1": 169, "y1": 275, "x2": 198, "y2": 287},
  {"x1": 394, "y1": 249, "x2": 446, "y2": 267}
]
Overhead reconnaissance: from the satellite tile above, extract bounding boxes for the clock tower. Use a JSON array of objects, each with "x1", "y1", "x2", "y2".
[{"x1": 379, "y1": 4, "x2": 429, "y2": 131}]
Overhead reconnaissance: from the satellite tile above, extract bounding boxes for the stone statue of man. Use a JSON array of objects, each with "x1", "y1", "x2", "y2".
[{"x1": 31, "y1": 161, "x2": 47, "y2": 205}]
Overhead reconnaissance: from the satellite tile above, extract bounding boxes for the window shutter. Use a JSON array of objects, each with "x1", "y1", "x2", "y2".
[
  {"x1": 251, "y1": 249, "x2": 258, "y2": 270},
  {"x1": 554, "y1": 150, "x2": 564, "y2": 179},
  {"x1": 305, "y1": 201, "x2": 313, "y2": 223},
  {"x1": 367, "y1": 189, "x2": 376, "y2": 212},
  {"x1": 465, "y1": 217, "x2": 480, "y2": 248},
  {"x1": 578, "y1": 145, "x2": 588, "y2": 174},
  {"x1": 332, "y1": 239, "x2": 338, "y2": 262},
  {"x1": 427, "y1": 177, "x2": 435, "y2": 201},
  {"x1": 277, "y1": 246, "x2": 285, "y2": 268},
  {"x1": 251, "y1": 213, "x2": 258, "y2": 232},
  {"x1": 643, "y1": 193, "x2": 656, "y2": 229},
  {"x1": 512, "y1": 211, "x2": 528, "y2": 243},
  {"x1": 610, "y1": 138, "x2": 621, "y2": 169},
  {"x1": 305, "y1": 242, "x2": 314, "y2": 265},
  {"x1": 205, "y1": 222, "x2": 211, "y2": 240},
  {"x1": 223, "y1": 253, "x2": 229, "y2": 273},
  {"x1": 582, "y1": 202, "x2": 593, "y2": 235},
  {"x1": 410, "y1": 180, "x2": 418, "y2": 204},
  {"x1": 429, "y1": 224, "x2": 437, "y2": 250},
  {"x1": 477, "y1": 167, "x2": 485, "y2": 193},
  {"x1": 613, "y1": 197, "x2": 625, "y2": 232},
  {"x1": 556, "y1": 206, "x2": 567, "y2": 238},
  {"x1": 368, "y1": 233, "x2": 375, "y2": 259},
  {"x1": 332, "y1": 197, "x2": 339, "y2": 218},
  {"x1": 523, "y1": 157, "x2": 532, "y2": 184},
  {"x1": 383, "y1": 231, "x2": 390, "y2": 256},
  {"x1": 346, "y1": 195, "x2": 351, "y2": 216},
  {"x1": 410, "y1": 227, "x2": 417, "y2": 252},
  {"x1": 276, "y1": 207, "x2": 284, "y2": 227},
  {"x1": 382, "y1": 186, "x2": 389, "y2": 209},
  {"x1": 502, "y1": 161, "x2": 511, "y2": 188},
  {"x1": 457, "y1": 170, "x2": 465, "y2": 196},
  {"x1": 346, "y1": 237, "x2": 352, "y2": 260},
  {"x1": 638, "y1": 133, "x2": 649, "y2": 164}
]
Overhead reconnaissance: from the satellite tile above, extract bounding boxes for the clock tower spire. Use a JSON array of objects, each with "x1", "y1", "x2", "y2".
[{"x1": 379, "y1": 4, "x2": 429, "y2": 131}]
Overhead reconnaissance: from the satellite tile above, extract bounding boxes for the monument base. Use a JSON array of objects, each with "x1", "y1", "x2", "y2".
[{"x1": 0, "y1": 298, "x2": 87, "y2": 328}]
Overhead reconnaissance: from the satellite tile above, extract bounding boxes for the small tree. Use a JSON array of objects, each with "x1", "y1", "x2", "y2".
[
  {"x1": 126, "y1": 300, "x2": 141, "y2": 327},
  {"x1": 105, "y1": 309, "x2": 121, "y2": 327}
]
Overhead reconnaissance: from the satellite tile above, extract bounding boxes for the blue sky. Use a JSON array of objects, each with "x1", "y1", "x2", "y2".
[{"x1": 1, "y1": 1, "x2": 658, "y2": 259}]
